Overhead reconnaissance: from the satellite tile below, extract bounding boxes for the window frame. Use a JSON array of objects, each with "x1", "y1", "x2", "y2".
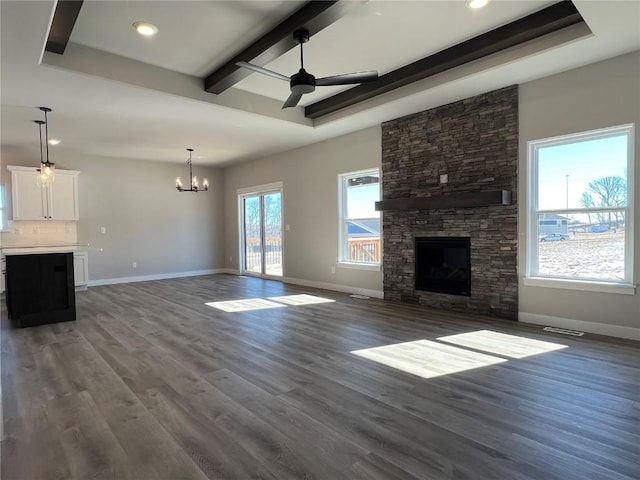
[
  {"x1": 337, "y1": 168, "x2": 381, "y2": 270},
  {"x1": 525, "y1": 124, "x2": 635, "y2": 294}
]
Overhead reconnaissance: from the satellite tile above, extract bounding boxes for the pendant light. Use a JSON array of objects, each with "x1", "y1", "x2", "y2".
[
  {"x1": 176, "y1": 148, "x2": 208, "y2": 192},
  {"x1": 35, "y1": 106, "x2": 55, "y2": 186},
  {"x1": 34, "y1": 119, "x2": 48, "y2": 187}
]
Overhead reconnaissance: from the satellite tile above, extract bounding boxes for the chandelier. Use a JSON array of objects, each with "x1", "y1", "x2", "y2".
[
  {"x1": 35, "y1": 106, "x2": 56, "y2": 187},
  {"x1": 176, "y1": 148, "x2": 208, "y2": 192}
]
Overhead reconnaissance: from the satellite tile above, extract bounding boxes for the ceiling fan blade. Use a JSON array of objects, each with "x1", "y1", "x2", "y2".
[
  {"x1": 315, "y1": 71, "x2": 378, "y2": 86},
  {"x1": 282, "y1": 92, "x2": 303, "y2": 109},
  {"x1": 236, "y1": 62, "x2": 290, "y2": 81}
]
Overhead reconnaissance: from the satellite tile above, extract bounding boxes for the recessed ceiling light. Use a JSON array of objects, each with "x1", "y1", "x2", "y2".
[
  {"x1": 374, "y1": 12, "x2": 383, "y2": 16},
  {"x1": 133, "y1": 21, "x2": 158, "y2": 37},
  {"x1": 48, "y1": 138, "x2": 61, "y2": 145},
  {"x1": 467, "y1": 0, "x2": 489, "y2": 9}
]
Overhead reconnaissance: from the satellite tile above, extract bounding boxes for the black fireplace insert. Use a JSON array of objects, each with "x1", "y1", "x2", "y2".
[{"x1": 415, "y1": 237, "x2": 471, "y2": 296}]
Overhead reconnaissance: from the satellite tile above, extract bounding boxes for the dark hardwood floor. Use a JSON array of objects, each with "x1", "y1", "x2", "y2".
[{"x1": 2, "y1": 274, "x2": 639, "y2": 479}]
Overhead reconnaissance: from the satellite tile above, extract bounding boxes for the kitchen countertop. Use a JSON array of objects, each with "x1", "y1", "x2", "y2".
[{"x1": 1, "y1": 245, "x2": 88, "y2": 255}]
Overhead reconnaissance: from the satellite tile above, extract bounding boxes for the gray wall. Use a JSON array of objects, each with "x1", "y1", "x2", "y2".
[
  {"x1": 222, "y1": 126, "x2": 383, "y2": 295},
  {"x1": 518, "y1": 52, "x2": 640, "y2": 333},
  {"x1": 1, "y1": 148, "x2": 225, "y2": 282}
]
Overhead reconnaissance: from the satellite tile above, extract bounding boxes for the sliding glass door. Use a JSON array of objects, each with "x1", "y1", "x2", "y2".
[{"x1": 241, "y1": 189, "x2": 282, "y2": 277}]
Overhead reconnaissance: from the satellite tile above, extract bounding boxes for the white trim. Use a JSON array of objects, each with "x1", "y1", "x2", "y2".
[
  {"x1": 625, "y1": 125, "x2": 635, "y2": 283},
  {"x1": 528, "y1": 123, "x2": 635, "y2": 147},
  {"x1": 88, "y1": 269, "x2": 222, "y2": 286},
  {"x1": 219, "y1": 268, "x2": 240, "y2": 275},
  {"x1": 519, "y1": 312, "x2": 640, "y2": 340},
  {"x1": 522, "y1": 276, "x2": 636, "y2": 295},
  {"x1": 526, "y1": 124, "x2": 634, "y2": 283},
  {"x1": 338, "y1": 168, "x2": 381, "y2": 265},
  {"x1": 236, "y1": 181, "x2": 283, "y2": 196},
  {"x1": 337, "y1": 261, "x2": 381, "y2": 272},
  {"x1": 282, "y1": 275, "x2": 384, "y2": 299},
  {"x1": 237, "y1": 185, "x2": 284, "y2": 278}
]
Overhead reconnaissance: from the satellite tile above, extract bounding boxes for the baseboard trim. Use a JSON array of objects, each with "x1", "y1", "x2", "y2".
[
  {"x1": 282, "y1": 276, "x2": 384, "y2": 299},
  {"x1": 219, "y1": 268, "x2": 240, "y2": 275},
  {"x1": 215, "y1": 271, "x2": 383, "y2": 298},
  {"x1": 88, "y1": 269, "x2": 223, "y2": 287},
  {"x1": 519, "y1": 312, "x2": 639, "y2": 340}
]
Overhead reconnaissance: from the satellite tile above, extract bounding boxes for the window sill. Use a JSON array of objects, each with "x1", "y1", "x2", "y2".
[
  {"x1": 522, "y1": 276, "x2": 636, "y2": 295},
  {"x1": 337, "y1": 261, "x2": 381, "y2": 272}
]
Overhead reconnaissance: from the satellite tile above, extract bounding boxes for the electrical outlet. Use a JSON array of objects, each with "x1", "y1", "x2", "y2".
[
  {"x1": 331, "y1": 266, "x2": 336, "y2": 274},
  {"x1": 100, "y1": 226, "x2": 106, "y2": 234},
  {"x1": 285, "y1": 224, "x2": 291, "y2": 231},
  {"x1": 229, "y1": 256, "x2": 233, "y2": 262},
  {"x1": 439, "y1": 173, "x2": 449, "y2": 184},
  {"x1": 132, "y1": 262, "x2": 137, "y2": 268}
]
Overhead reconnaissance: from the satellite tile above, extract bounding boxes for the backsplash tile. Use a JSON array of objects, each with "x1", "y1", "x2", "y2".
[{"x1": 1, "y1": 220, "x2": 78, "y2": 247}]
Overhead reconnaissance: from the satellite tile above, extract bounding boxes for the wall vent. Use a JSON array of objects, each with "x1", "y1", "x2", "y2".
[{"x1": 543, "y1": 326, "x2": 584, "y2": 336}]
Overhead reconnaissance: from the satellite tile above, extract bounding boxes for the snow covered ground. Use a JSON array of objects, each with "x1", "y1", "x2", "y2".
[{"x1": 538, "y1": 231, "x2": 625, "y2": 280}]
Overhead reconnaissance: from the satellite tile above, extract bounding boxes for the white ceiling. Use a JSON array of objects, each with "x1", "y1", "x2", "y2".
[
  {"x1": 69, "y1": 1, "x2": 307, "y2": 78},
  {"x1": 1, "y1": 1, "x2": 638, "y2": 167}
]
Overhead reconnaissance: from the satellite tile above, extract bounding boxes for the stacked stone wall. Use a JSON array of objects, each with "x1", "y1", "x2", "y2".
[{"x1": 381, "y1": 85, "x2": 518, "y2": 319}]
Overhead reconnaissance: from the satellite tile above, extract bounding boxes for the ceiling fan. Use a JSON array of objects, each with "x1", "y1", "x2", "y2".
[{"x1": 236, "y1": 28, "x2": 378, "y2": 109}]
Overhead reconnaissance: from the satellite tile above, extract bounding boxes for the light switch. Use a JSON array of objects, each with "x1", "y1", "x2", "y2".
[
  {"x1": 285, "y1": 224, "x2": 290, "y2": 231},
  {"x1": 439, "y1": 174, "x2": 449, "y2": 184}
]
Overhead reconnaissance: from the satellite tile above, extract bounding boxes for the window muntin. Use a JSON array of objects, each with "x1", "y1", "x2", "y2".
[
  {"x1": 528, "y1": 125, "x2": 633, "y2": 284},
  {"x1": 339, "y1": 169, "x2": 381, "y2": 265}
]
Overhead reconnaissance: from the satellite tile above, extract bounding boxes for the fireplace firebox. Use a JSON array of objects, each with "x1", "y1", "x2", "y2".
[{"x1": 415, "y1": 237, "x2": 471, "y2": 296}]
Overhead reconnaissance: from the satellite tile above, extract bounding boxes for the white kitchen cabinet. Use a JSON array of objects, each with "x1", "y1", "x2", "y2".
[
  {"x1": 8, "y1": 166, "x2": 80, "y2": 221},
  {"x1": 1, "y1": 256, "x2": 5, "y2": 294},
  {"x1": 73, "y1": 251, "x2": 88, "y2": 290}
]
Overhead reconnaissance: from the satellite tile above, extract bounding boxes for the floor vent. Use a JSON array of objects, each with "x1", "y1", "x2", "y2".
[
  {"x1": 543, "y1": 326, "x2": 584, "y2": 336},
  {"x1": 350, "y1": 294, "x2": 370, "y2": 300}
]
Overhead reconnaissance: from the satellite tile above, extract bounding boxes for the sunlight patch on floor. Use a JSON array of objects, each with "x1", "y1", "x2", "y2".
[
  {"x1": 438, "y1": 330, "x2": 568, "y2": 358},
  {"x1": 351, "y1": 339, "x2": 507, "y2": 379},
  {"x1": 268, "y1": 294, "x2": 335, "y2": 306},
  {"x1": 205, "y1": 298, "x2": 286, "y2": 312}
]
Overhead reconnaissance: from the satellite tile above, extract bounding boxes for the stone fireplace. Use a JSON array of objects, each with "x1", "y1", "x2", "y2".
[{"x1": 380, "y1": 86, "x2": 518, "y2": 319}]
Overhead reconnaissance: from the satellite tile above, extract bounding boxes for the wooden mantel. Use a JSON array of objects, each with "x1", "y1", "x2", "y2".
[{"x1": 375, "y1": 190, "x2": 511, "y2": 212}]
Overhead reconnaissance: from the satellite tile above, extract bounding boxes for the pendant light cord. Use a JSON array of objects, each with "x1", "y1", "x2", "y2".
[
  {"x1": 38, "y1": 122, "x2": 44, "y2": 164},
  {"x1": 44, "y1": 109, "x2": 50, "y2": 165}
]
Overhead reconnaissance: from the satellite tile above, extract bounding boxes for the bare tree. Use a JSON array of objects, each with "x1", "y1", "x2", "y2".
[
  {"x1": 581, "y1": 176, "x2": 627, "y2": 227},
  {"x1": 580, "y1": 191, "x2": 595, "y2": 225}
]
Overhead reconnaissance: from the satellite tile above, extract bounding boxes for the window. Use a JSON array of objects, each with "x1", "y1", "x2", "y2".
[
  {"x1": 338, "y1": 169, "x2": 381, "y2": 266},
  {"x1": 527, "y1": 125, "x2": 634, "y2": 289},
  {"x1": 0, "y1": 184, "x2": 7, "y2": 231}
]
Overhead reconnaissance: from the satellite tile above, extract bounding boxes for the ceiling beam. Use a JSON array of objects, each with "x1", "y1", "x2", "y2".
[
  {"x1": 305, "y1": 1, "x2": 585, "y2": 119},
  {"x1": 45, "y1": 0, "x2": 84, "y2": 54},
  {"x1": 204, "y1": 0, "x2": 366, "y2": 94}
]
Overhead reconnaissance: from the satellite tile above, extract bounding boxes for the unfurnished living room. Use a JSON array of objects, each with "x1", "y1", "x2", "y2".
[{"x1": 0, "y1": 1, "x2": 638, "y2": 479}]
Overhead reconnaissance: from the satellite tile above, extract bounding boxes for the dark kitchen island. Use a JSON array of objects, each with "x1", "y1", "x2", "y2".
[{"x1": 5, "y1": 252, "x2": 76, "y2": 328}]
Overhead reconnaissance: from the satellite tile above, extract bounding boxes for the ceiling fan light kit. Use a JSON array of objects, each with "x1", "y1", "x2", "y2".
[{"x1": 236, "y1": 28, "x2": 379, "y2": 109}]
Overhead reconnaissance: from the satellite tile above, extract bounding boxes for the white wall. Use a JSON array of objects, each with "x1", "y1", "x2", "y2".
[
  {"x1": 1, "y1": 147, "x2": 225, "y2": 283},
  {"x1": 518, "y1": 52, "x2": 640, "y2": 339},
  {"x1": 222, "y1": 126, "x2": 383, "y2": 296}
]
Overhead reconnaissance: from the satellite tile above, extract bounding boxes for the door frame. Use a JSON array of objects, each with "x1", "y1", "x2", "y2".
[{"x1": 237, "y1": 181, "x2": 284, "y2": 279}]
